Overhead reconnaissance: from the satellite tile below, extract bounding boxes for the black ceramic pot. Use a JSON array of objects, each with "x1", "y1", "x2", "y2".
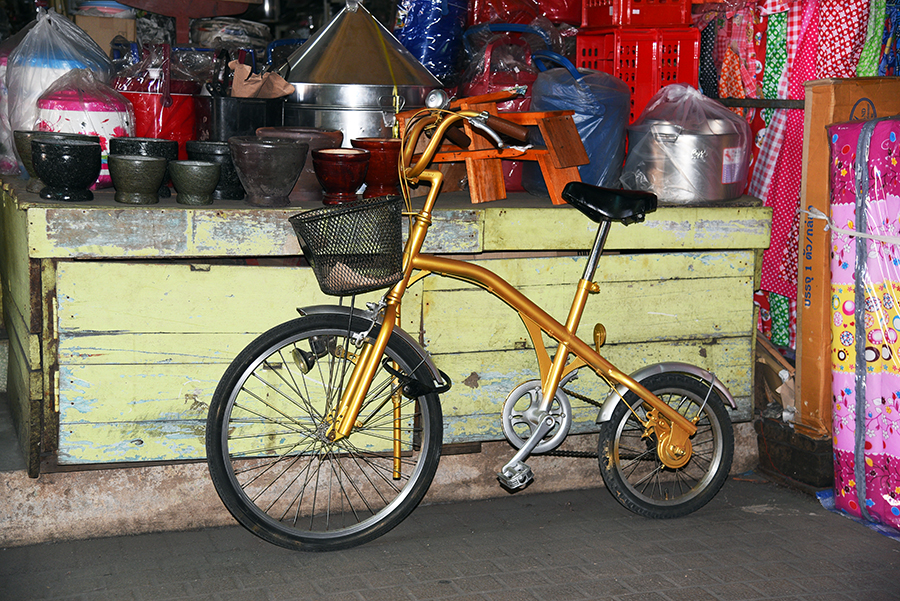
[
  {"x1": 185, "y1": 140, "x2": 244, "y2": 201},
  {"x1": 31, "y1": 138, "x2": 102, "y2": 202},
  {"x1": 109, "y1": 137, "x2": 179, "y2": 198},
  {"x1": 15, "y1": 130, "x2": 99, "y2": 194},
  {"x1": 108, "y1": 155, "x2": 168, "y2": 205}
]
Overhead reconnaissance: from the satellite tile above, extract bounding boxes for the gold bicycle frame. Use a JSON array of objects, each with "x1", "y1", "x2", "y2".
[{"x1": 328, "y1": 110, "x2": 697, "y2": 465}]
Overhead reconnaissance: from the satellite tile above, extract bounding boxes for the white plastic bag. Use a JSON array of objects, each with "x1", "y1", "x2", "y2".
[
  {"x1": 620, "y1": 84, "x2": 751, "y2": 203},
  {"x1": 7, "y1": 9, "x2": 113, "y2": 140}
]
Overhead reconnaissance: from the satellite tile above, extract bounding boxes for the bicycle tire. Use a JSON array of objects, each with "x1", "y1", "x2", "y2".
[
  {"x1": 206, "y1": 313, "x2": 443, "y2": 551},
  {"x1": 597, "y1": 373, "x2": 733, "y2": 518}
]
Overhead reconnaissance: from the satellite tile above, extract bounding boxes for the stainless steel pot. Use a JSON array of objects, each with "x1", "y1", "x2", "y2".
[
  {"x1": 625, "y1": 118, "x2": 750, "y2": 203},
  {"x1": 284, "y1": 83, "x2": 431, "y2": 143}
]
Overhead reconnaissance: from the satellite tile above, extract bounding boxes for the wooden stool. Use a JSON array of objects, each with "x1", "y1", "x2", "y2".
[{"x1": 398, "y1": 92, "x2": 589, "y2": 205}]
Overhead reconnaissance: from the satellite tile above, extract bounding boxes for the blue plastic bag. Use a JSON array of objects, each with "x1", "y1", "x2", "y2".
[
  {"x1": 521, "y1": 51, "x2": 630, "y2": 195},
  {"x1": 395, "y1": 0, "x2": 468, "y2": 85}
]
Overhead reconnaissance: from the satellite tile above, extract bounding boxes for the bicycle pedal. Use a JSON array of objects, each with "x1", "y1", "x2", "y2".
[{"x1": 498, "y1": 461, "x2": 534, "y2": 491}]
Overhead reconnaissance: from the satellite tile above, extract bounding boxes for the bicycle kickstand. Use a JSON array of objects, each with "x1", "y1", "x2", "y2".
[{"x1": 497, "y1": 412, "x2": 556, "y2": 490}]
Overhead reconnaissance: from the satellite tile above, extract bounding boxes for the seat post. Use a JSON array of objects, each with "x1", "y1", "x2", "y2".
[{"x1": 582, "y1": 220, "x2": 611, "y2": 282}]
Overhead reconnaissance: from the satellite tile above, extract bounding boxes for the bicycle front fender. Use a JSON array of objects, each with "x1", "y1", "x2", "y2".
[
  {"x1": 296, "y1": 304, "x2": 447, "y2": 390},
  {"x1": 595, "y1": 362, "x2": 737, "y2": 424}
]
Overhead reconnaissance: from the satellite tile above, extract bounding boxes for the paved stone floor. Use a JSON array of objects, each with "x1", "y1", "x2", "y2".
[{"x1": 1, "y1": 473, "x2": 898, "y2": 601}]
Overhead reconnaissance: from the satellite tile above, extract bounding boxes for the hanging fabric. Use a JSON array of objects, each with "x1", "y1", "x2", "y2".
[
  {"x1": 816, "y1": 0, "x2": 870, "y2": 78},
  {"x1": 859, "y1": 0, "x2": 888, "y2": 76},
  {"x1": 759, "y1": 0, "x2": 819, "y2": 300}
]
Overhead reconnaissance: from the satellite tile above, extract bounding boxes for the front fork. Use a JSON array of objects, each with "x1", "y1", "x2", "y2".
[{"x1": 327, "y1": 304, "x2": 400, "y2": 442}]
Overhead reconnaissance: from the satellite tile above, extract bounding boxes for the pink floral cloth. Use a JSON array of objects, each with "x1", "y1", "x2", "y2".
[{"x1": 829, "y1": 118, "x2": 900, "y2": 533}]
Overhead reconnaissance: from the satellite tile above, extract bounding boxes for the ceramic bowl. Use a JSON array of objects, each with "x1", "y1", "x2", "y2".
[
  {"x1": 109, "y1": 137, "x2": 179, "y2": 198},
  {"x1": 31, "y1": 138, "x2": 102, "y2": 202},
  {"x1": 350, "y1": 137, "x2": 403, "y2": 198},
  {"x1": 169, "y1": 160, "x2": 221, "y2": 206},
  {"x1": 255, "y1": 127, "x2": 343, "y2": 203},
  {"x1": 185, "y1": 140, "x2": 244, "y2": 201},
  {"x1": 15, "y1": 130, "x2": 99, "y2": 194},
  {"x1": 108, "y1": 155, "x2": 168, "y2": 205},
  {"x1": 311, "y1": 148, "x2": 369, "y2": 205},
  {"x1": 228, "y1": 136, "x2": 308, "y2": 207}
]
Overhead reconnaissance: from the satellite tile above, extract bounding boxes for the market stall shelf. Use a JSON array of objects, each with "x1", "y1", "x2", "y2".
[{"x1": 0, "y1": 182, "x2": 770, "y2": 476}]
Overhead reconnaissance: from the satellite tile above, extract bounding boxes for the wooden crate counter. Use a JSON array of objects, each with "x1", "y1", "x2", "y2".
[{"x1": 0, "y1": 181, "x2": 771, "y2": 476}]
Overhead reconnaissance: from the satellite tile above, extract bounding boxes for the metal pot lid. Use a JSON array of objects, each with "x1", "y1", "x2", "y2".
[{"x1": 281, "y1": 0, "x2": 441, "y2": 88}]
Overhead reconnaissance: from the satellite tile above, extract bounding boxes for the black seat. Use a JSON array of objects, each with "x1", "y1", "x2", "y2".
[{"x1": 561, "y1": 182, "x2": 657, "y2": 226}]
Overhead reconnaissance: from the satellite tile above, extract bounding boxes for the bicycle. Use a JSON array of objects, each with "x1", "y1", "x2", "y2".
[{"x1": 205, "y1": 105, "x2": 736, "y2": 551}]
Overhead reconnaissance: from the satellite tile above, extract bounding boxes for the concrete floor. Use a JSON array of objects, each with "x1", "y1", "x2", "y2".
[{"x1": 0, "y1": 336, "x2": 24, "y2": 473}]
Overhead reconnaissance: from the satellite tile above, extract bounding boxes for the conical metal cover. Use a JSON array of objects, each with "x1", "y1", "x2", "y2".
[{"x1": 283, "y1": 1, "x2": 441, "y2": 87}]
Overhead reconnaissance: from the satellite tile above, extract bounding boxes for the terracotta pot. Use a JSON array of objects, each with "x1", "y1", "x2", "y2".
[
  {"x1": 256, "y1": 126, "x2": 343, "y2": 203},
  {"x1": 311, "y1": 148, "x2": 369, "y2": 205},
  {"x1": 350, "y1": 137, "x2": 402, "y2": 198}
]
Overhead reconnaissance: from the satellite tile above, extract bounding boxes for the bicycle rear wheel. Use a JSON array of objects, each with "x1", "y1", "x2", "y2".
[
  {"x1": 206, "y1": 313, "x2": 443, "y2": 551},
  {"x1": 597, "y1": 373, "x2": 733, "y2": 518}
]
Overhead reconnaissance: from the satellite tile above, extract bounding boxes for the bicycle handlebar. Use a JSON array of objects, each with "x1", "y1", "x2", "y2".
[{"x1": 402, "y1": 110, "x2": 530, "y2": 180}]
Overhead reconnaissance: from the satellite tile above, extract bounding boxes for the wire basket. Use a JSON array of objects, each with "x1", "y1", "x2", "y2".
[{"x1": 289, "y1": 195, "x2": 405, "y2": 296}]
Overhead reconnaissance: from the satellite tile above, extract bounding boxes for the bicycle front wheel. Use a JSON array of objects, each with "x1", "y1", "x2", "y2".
[
  {"x1": 206, "y1": 313, "x2": 443, "y2": 551},
  {"x1": 597, "y1": 373, "x2": 733, "y2": 518}
]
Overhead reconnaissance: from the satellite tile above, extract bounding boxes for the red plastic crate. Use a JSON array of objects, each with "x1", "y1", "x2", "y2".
[
  {"x1": 575, "y1": 27, "x2": 700, "y2": 122},
  {"x1": 582, "y1": 0, "x2": 692, "y2": 28}
]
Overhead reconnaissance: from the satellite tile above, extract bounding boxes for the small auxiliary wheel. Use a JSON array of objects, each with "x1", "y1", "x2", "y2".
[
  {"x1": 501, "y1": 373, "x2": 576, "y2": 454},
  {"x1": 597, "y1": 372, "x2": 734, "y2": 518}
]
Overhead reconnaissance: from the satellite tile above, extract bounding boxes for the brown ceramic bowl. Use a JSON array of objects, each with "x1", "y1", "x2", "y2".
[{"x1": 311, "y1": 148, "x2": 369, "y2": 205}]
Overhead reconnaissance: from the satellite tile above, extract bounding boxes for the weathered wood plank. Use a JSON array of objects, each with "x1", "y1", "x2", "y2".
[
  {"x1": 483, "y1": 206, "x2": 773, "y2": 252},
  {"x1": 55, "y1": 261, "x2": 381, "y2": 333},
  {"x1": 422, "y1": 277, "x2": 754, "y2": 353},
  {"x1": 432, "y1": 338, "x2": 753, "y2": 418}
]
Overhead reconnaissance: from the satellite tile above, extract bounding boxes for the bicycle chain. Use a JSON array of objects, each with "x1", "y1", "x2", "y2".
[
  {"x1": 561, "y1": 386, "x2": 603, "y2": 408},
  {"x1": 543, "y1": 387, "x2": 603, "y2": 458}
]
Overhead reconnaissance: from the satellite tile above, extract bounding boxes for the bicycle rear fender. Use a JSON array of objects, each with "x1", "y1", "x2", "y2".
[
  {"x1": 296, "y1": 304, "x2": 446, "y2": 388},
  {"x1": 595, "y1": 362, "x2": 737, "y2": 423}
]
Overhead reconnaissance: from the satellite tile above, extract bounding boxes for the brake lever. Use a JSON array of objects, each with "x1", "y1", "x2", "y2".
[{"x1": 469, "y1": 112, "x2": 505, "y2": 148}]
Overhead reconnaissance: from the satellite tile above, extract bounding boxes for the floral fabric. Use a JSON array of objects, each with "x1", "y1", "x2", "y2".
[{"x1": 830, "y1": 117, "x2": 900, "y2": 533}]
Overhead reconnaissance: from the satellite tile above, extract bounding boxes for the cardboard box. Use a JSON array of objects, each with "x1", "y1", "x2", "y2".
[
  {"x1": 75, "y1": 15, "x2": 136, "y2": 58},
  {"x1": 797, "y1": 78, "x2": 900, "y2": 438}
]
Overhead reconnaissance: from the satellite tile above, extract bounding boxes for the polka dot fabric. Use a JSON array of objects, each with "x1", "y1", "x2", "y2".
[
  {"x1": 759, "y1": 0, "x2": 819, "y2": 300},
  {"x1": 817, "y1": 0, "x2": 870, "y2": 78}
]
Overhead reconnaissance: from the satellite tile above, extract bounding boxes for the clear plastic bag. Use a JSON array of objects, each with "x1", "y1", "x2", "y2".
[
  {"x1": 6, "y1": 9, "x2": 113, "y2": 139},
  {"x1": 0, "y1": 21, "x2": 35, "y2": 175},
  {"x1": 620, "y1": 84, "x2": 751, "y2": 203},
  {"x1": 36, "y1": 69, "x2": 135, "y2": 188}
]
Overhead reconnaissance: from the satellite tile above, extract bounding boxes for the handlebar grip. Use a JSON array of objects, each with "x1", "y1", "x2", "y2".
[
  {"x1": 484, "y1": 115, "x2": 530, "y2": 142},
  {"x1": 444, "y1": 123, "x2": 472, "y2": 148}
]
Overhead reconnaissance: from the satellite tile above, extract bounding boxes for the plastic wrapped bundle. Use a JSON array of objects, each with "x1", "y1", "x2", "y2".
[
  {"x1": 7, "y1": 9, "x2": 112, "y2": 138},
  {"x1": 522, "y1": 51, "x2": 630, "y2": 194},
  {"x1": 394, "y1": 0, "x2": 468, "y2": 86},
  {"x1": 620, "y1": 84, "x2": 751, "y2": 204}
]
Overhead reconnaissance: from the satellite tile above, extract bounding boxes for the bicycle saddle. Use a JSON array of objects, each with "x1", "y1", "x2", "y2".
[{"x1": 561, "y1": 182, "x2": 657, "y2": 226}]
